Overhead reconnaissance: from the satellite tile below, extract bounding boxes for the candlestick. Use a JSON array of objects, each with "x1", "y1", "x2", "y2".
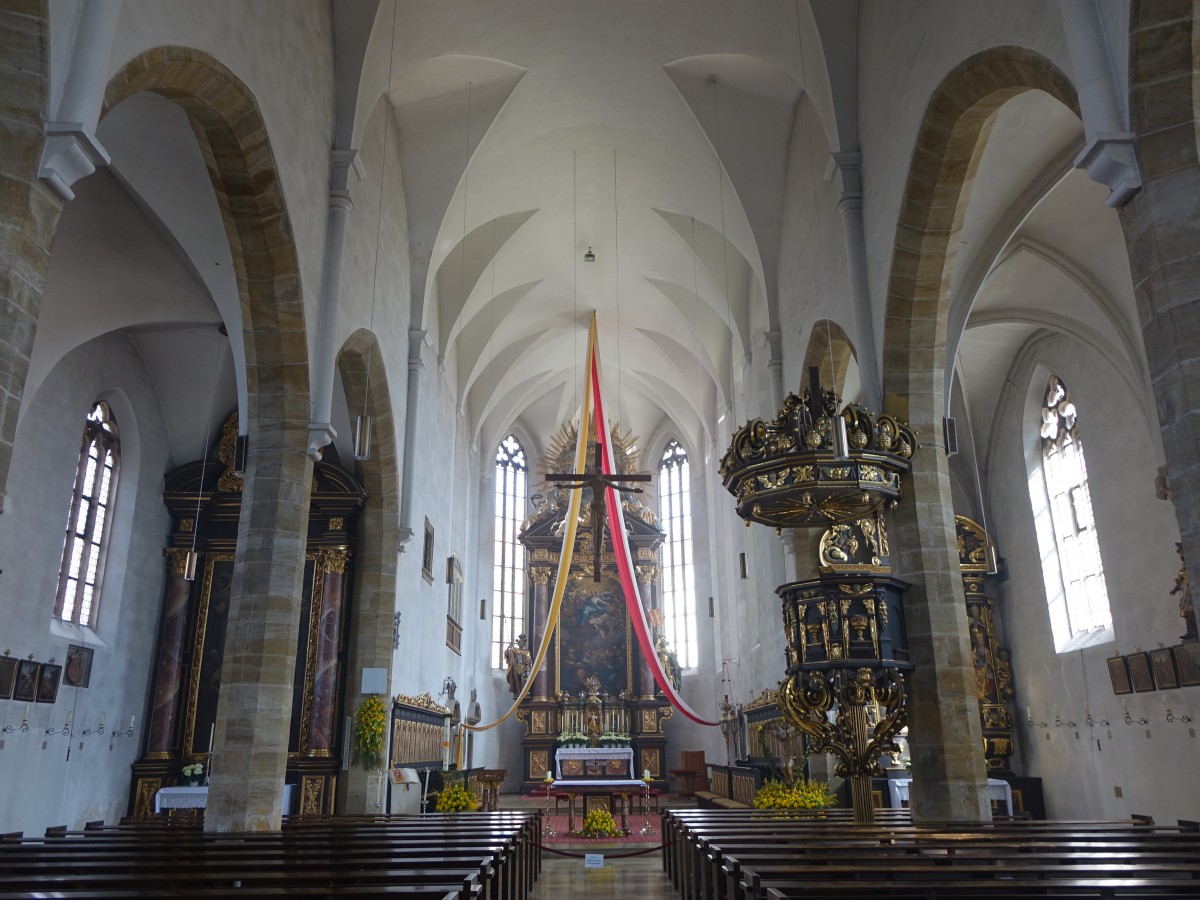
[
  {"x1": 208, "y1": 723, "x2": 215, "y2": 754},
  {"x1": 130, "y1": 715, "x2": 136, "y2": 729}
]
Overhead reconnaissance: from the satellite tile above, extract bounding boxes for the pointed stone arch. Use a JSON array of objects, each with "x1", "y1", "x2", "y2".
[
  {"x1": 335, "y1": 328, "x2": 400, "y2": 813},
  {"x1": 802, "y1": 319, "x2": 856, "y2": 395},
  {"x1": 878, "y1": 46, "x2": 1078, "y2": 823},
  {"x1": 104, "y1": 46, "x2": 312, "y2": 833}
]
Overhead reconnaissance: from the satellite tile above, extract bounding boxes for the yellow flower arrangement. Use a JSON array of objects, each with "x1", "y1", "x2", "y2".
[
  {"x1": 753, "y1": 778, "x2": 837, "y2": 812},
  {"x1": 579, "y1": 807, "x2": 624, "y2": 838},
  {"x1": 352, "y1": 695, "x2": 388, "y2": 769},
  {"x1": 436, "y1": 781, "x2": 479, "y2": 813}
]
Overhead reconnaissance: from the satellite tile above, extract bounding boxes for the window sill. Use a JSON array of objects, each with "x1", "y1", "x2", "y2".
[
  {"x1": 1056, "y1": 625, "x2": 1113, "y2": 654},
  {"x1": 50, "y1": 619, "x2": 110, "y2": 650}
]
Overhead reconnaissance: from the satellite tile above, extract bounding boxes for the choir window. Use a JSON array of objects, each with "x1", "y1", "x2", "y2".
[
  {"x1": 1034, "y1": 375, "x2": 1112, "y2": 650},
  {"x1": 658, "y1": 440, "x2": 696, "y2": 669},
  {"x1": 54, "y1": 402, "x2": 120, "y2": 627},
  {"x1": 492, "y1": 434, "x2": 527, "y2": 668}
]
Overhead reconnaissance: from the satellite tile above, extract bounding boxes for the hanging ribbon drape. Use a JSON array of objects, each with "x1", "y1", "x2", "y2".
[
  {"x1": 465, "y1": 314, "x2": 716, "y2": 730},
  {"x1": 588, "y1": 316, "x2": 717, "y2": 726}
]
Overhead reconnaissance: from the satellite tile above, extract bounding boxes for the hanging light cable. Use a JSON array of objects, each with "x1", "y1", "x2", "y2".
[
  {"x1": 185, "y1": 326, "x2": 226, "y2": 581},
  {"x1": 355, "y1": 1, "x2": 400, "y2": 461}
]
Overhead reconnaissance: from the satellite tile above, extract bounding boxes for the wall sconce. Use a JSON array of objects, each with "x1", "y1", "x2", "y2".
[
  {"x1": 112, "y1": 715, "x2": 136, "y2": 738},
  {"x1": 2, "y1": 707, "x2": 30, "y2": 734},
  {"x1": 1121, "y1": 701, "x2": 1148, "y2": 726},
  {"x1": 1163, "y1": 696, "x2": 1192, "y2": 724},
  {"x1": 82, "y1": 711, "x2": 106, "y2": 736},
  {"x1": 46, "y1": 710, "x2": 73, "y2": 737},
  {"x1": 1083, "y1": 703, "x2": 1109, "y2": 728},
  {"x1": 583, "y1": 246, "x2": 595, "y2": 262},
  {"x1": 1025, "y1": 706, "x2": 1047, "y2": 728}
]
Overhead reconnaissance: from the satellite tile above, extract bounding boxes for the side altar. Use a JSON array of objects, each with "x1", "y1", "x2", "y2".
[{"x1": 512, "y1": 424, "x2": 674, "y2": 795}]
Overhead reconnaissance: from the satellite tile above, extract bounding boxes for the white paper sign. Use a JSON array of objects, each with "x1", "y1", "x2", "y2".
[{"x1": 583, "y1": 853, "x2": 604, "y2": 869}]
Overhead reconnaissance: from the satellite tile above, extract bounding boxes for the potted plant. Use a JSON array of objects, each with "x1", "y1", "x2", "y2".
[
  {"x1": 577, "y1": 806, "x2": 624, "y2": 838},
  {"x1": 752, "y1": 777, "x2": 837, "y2": 814},
  {"x1": 435, "y1": 781, "x2": 479, "y2": 813},
  {"x1": 352, "y1": 695, "x2": 387, "y2": 769},
  {"x1": 182, "y1": 763, "x2": 204, "y2": 786}
]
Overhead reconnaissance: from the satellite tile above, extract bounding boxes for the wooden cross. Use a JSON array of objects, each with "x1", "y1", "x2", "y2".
[{"x1": 546, "y1": 442, "x2": 652, "y2": 581}]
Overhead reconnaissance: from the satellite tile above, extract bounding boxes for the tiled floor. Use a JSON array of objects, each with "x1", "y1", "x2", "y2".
[{"x1": 533, "y1": 852, "x2": 675, "y2": 899}]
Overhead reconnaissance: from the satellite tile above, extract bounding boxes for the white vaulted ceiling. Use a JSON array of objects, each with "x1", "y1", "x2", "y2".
[{"x1": 379, "y1": 0, "x2": 822, "y2": 457}]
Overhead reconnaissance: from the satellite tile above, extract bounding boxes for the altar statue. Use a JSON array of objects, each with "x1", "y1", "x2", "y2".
[
  {"x1": 1171, "y1": 543, "x2": 1197, "y2": 641},
  {"x1": 655, "y1": 635, "x2": 682, "y2": 691},
  {"x1": 504, "y1": 633, "x2": 532, "y2": 696}
]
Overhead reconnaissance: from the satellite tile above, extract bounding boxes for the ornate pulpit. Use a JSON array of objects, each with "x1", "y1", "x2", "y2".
[
  {"x1": 513, "y1": 424, "x2": 673, "y2": 793},
  {"x1": 129, "y1": 412, "x2": 365, "y2": 819}
]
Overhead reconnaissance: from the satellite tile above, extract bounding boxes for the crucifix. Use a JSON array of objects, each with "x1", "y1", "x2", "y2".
[{"x1": 546, "y1": 442, "x2": 652, "y2": 581}]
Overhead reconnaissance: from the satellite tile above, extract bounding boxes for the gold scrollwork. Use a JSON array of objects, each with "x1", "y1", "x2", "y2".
[
  {"x1": 166, "y1": 548, "x2": 191, "y2": 577},
  {"x1": 635, "y1": 565, "x2": 658, "y2": 583},
  {"x1": 530, "y1": 749, "x2": 548, "y2": 778},
  {"x1": 328, "y1": 516, "x2": 345, "y2": 531},
  {"x1": 641, "y1": 709, "x2": 657, "y2": 732},
  {"x1": 531, "y1": 711, "x2": 547, "y2": 733},
  {"x1": 394, "y1": 693, "x2": 451, "y2": 715},
  {"x1": 529, "y1": 568, "x2": 552, "y2": 585},
  {"x1": 134, "y1": 778, "x2": 162, "y2": 821},
  {"x1": 301, "y1": 775, "x2": 325, "y2": 815}
]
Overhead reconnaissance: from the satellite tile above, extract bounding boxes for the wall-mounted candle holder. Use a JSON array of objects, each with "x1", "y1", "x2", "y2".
[
  {"x1": 1121, "y1": 701, "x2": 1147, "y2": 726},
  {"x1": 112, "y1": 715, "x2": 137, "y2": 738}
]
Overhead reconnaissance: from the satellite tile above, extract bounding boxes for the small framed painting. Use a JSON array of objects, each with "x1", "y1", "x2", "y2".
[
  {"x1": 1106, "y1": 655, "x2": 1132, "y2": 695},
  {"x1": 64, "y1": 644, "x2": 93, "y2": 688},
  {"x1": 1174, "y1": 645, "x2": 1200, "y2": 688},
  {"x1": 1126, "y1": 651, "x2": 1155, "y2": 693},
  {"x1": 1149, "y1": 647, "x2": 1180, "y2": 690},
  {"x1": 421, "y1": 518, "x2": 435, "y2": 584},
  {"x1": 0, "y1": 656, "x2": 16, "y2": 700},
  {"x1": 36, "y1": 663, "x2": 62, "y2": 703},
  {"x1": 14, "y1": 659, "x2": 41, "y2": 703}
]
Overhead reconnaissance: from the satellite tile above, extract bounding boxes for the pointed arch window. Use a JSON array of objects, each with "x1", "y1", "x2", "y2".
[
  {"x1": 1036, "y1": 375, "x2": 1112, "y2": 649},
  {"x1": 492, "y1": 434, "x2": 527, "y2": 668},
  {"x1": 659, "y1": 440, "x2": 696, "y2": 669},
  {"x1": 54, "y1": 402, "x2": 120, "y2": 627}
]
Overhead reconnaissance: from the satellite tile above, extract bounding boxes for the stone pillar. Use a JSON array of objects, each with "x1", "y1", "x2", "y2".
[
  {"x1": 530, "y1": 568, "x2": 552, "y2": 699},
  {"x1": 763, "y1": 330, "x2": 784, "y2": 410},
  {"x1": 145, "y1": 549, "x2": 195, "y2": 758},
  {"x1": 832, "y1": 151, "x2": 881, "y2": 409},
  {"x1": 0, "y1": 5, "x2": 63, "y2": 513},
  {"x1": 205, "y1": 427, "x2": 315, "y2": 833},
  {"x1": 1119, "y1": 0, "x2": 1200, "y2": 625},
  {"x1": 892, "y1": 441, "x2": 990, "y2": 822},
  {"x1": 635, "y1": 564, "x2": 659, "y2": 698},
  {"x1": 308, "y1": 547, "x2": 349, "y2": 755}
]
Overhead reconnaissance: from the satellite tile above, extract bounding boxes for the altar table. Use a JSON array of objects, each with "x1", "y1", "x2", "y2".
[
  {"x1": 552, "y1": 778, "x2": 647, "y2": 831},
  {"x1": 889, "y1": 777, "x2": 1013, "y2": 815},
  {"x1": 154, "y1": 784, "x2": 297, "y2": 815},
  {"x1": 555, "y1": 747, "x2": 634, "y2": 779}
]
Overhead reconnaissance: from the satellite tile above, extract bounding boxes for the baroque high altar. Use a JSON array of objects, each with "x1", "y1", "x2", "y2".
[{"x1": 512, "y1": 424, "x2": 673, "y2": 793}]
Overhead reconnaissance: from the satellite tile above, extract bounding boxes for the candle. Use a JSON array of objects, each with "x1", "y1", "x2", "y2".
[
  {"x1": 1025, "y1": 706, "x2": 1031, "y2": 721},
  {"x1": 129, "y1": 715, "x2": 136, "y2": 730},
  {"x1": 22, "y1": 706, "x2": 29, "y2": 725},
  {"x1": 99, "y1": 711, "x2": 105, "y2": 727},
  {"x1": 643, "y1": 769, "x2": 651, "y2": 779},
  {"x1": 1085, "y1": 702, "x2": 1091, "y2": 718},
  {"x1": 546, "y1": 770, "x2": 552, "y2": 781},
  {"x1": 1122, "y1": 700, "x2": 1129, "y2": 715},
  {"x1": 208, "y1": 723, "x2": 215, "y2": 754},
  {"x1": 1163, "y1": 695, "x2": 1170, "y2": 710},
  {"x1": 1052, "y1": 704, "x2": 1058, "y2": 719},
  {"x1": 65, "y1": 710, "x2": 72, "y2": 727}
]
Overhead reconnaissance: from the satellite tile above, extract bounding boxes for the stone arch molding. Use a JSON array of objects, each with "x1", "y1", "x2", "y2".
[
  {"x1": 103, "y1": 46, "x2": 313, "y2": 833},
  {"x1": 881, "y1": 46, "x2": 1079, "y2": 427}
]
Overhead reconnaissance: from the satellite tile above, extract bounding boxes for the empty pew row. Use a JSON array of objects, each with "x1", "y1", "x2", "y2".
[
  {"x1": 662, "y1": 808, "x2": 1200, "y2": 900},
  {"x1": 0, "y1": 811, "x2": 541, "y2": 900}
]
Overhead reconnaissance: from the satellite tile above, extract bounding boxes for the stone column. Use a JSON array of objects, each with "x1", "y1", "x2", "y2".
[
  {"x1": 892, "y1": 439, "x2": 990, "y2": 822},
  {"x1": 308, "y1": 547, "x2": 349, "y2": 755},
  {"x1": 206, "y1": 426, "x2": 315, "y2": 833},
  {"x1": 145, "y1": 549, "x2": 195, "y2": 758},
  {"x1": 397, "y1": 330, "x2": 426, "y2": 547},
  {"x1": 635, "y1": 564, "x2": 659, "y2": 698},
  {"x1": 763, "y1": 330, "x2": 784, "y2": 411},
  {"x1": 0, "y1": 5, "x2": 63, "y2": 513},
  {"x1": 530, "y1": 568, "x2": 552, "y2": 699},
  {"x1": 1119, "y1": 0, "x2": 1200, "y2": 625}
]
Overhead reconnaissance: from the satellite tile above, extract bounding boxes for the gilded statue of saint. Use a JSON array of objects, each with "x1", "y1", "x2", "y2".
[{"x1": 1171, "y1": 543, "x2": 1197, "y2": 641}]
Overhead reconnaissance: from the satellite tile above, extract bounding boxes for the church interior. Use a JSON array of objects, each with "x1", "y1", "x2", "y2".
[{"x1": 2, "y1": 0, "x2": 1199, "y2": 878}]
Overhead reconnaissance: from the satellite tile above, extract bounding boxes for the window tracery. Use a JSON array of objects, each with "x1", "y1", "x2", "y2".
[
  {"x1": 659, "y1": 440, "x2": 696, "y2": 669},
  {"x1": 492, "y1": 434, "x2": 527, "y2": 668}
]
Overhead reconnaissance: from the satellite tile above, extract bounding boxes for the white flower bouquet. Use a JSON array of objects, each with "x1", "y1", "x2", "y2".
[{"x1": 182, "y1": 763, "x2": 204, "y2": 784}]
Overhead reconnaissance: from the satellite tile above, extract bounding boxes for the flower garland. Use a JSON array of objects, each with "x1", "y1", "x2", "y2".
[
  {"x1": 578, "y1": 807, "x2": 624, "y2": 838},
  {"x1": 352, "y1": 695, "x2": 387, "y2": 769},
  {"x1": 753, "y1": 778, "x2": 837, "y2": 812},
  {"x1": 436, "y1": 781, "x2": 479, "y2": 813}
]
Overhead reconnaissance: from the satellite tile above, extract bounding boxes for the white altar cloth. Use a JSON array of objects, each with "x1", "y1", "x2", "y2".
[
  {"x1": 554, "y1": 747, "x2": 634, "y2": 779},
  {"x1": 551, "y1": 778, "x2": 645, "y2": 790},
  {"x1": 889, "y1": 778, "x2": 1012, "y2": 815},
  {"x1": 154, "y1": 784, "x2": 297, "y2": 815}
]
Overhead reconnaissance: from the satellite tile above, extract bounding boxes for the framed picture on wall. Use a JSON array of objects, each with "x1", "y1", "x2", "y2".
[
  {"x1": 1174, "y1": 645, "x2": 1200, "y2": 688},
  {"x1": 36, "y1": 663, "x2": 62, "y2": 703},
  {"x1": 64, "y1": 644, "x2": 93, "y2": 688},
  {"x1": 14, "y1": 659, "x2": 41, "y2": 703},
  {"x1": 0, "y1": 656, "x2": 16, "y2": 700},
  {"x1": 1149, "y1": 647, "x2": 1179, "y2": 690},
  {"x1": 1106, "y1": 655, "x2": 1132, "y2": 695},
  {"x1": 421, "y1": 518, "x2": 435, "y2": 584},
  {"x1": 1126, "y1": 651, "x2": 1155, "y2": 693}
]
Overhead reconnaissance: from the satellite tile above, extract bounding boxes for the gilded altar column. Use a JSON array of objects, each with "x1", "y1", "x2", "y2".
[
  {"x1": 308, "y1": 547, "x2": 350, "y2": 755},
  {"x1": 635, "y1": 564, "x2": 659, "y2": 698},
  {"x1": 530, "y1": 568, "x2": 552, "y2": 699},
  {"x1": 146, "y1": 549, "x2": 195, "y2": 757}
]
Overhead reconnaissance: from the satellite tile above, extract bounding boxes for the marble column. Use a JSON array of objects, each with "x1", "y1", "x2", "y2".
[
  {"x1": 145, "y1": 549, "x2": 195, "y2": 758},
  {"x1": 635, "y1": 564, "x2": 659, "y2": 698},
  {"x1": 530, "y1": 568, "x2": 551, "y2": 699},
  {"x1": 307, "y1": 547, "x2": 349, "y2": 756}
]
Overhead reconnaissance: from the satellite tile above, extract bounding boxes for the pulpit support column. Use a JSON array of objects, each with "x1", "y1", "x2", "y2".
[{"x1": 531, "y1": 569, "x2": 552, "y2": 699}]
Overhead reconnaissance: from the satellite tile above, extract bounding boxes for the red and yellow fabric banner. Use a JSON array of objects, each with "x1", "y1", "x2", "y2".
[{"x1": 466, "y1": 314, "x2": 716, "y2": 731}]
